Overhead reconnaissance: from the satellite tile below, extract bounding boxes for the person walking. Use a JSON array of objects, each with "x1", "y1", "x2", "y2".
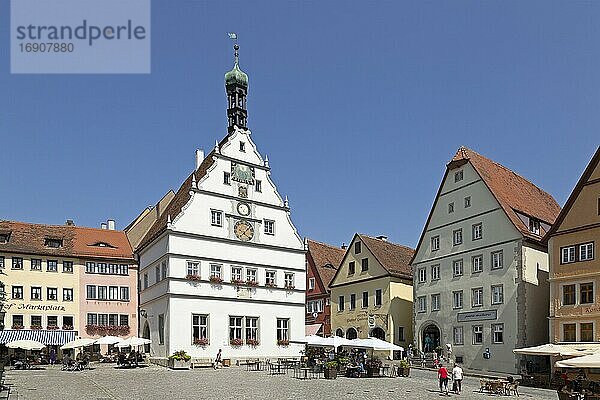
[
  {"x1": 49, "y1": 349, "x2": 56, "y2": 366},
  {"x1": 438, "y1": 363, "x2": 449, "y2": 395},
  {"x1": 214, "y1": 349, "x2": 222, "y2": 369},
  {"x1": 452, "y1": 363, "x2": 463, "y2": 394}
]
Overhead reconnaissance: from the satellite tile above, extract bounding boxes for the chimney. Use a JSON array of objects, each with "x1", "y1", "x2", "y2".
[
  {"x1": 107, "y1": 220, "x2": 116, "y2": 230},
  {"x1": 341, "y1": 242, "x2": 347, "y2": 250},
  {"x1": 195, "y1": 149, "x2": 204, "y2": 170},
  {"x1": 376, "y1": 235, "x2": 388, "y2": 242},
  {"x1": 101, "y1": 223, "x2": 108, "y2": 230},
  {"x1": 65, "y1": 219, "x2": 75, "y2": 226}
]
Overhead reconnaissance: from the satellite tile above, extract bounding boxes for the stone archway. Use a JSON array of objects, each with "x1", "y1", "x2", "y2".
[
  {"x1": 422, "y1": 323, "x2": 441, "y2": 353},
  {"x1": 335, "y1": 328, "x2": 344, "y2": 338},
  {"x1": 142, "y1": 321, "x2": 151, "y2": 353},
  {"x1": 370, "y1": 327, "x2": 385, "y2": 340},
  {"x1": 346, "y1": 327, "x2": 358, "y2": 340}
]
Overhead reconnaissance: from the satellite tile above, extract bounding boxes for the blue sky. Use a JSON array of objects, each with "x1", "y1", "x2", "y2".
[{"x1": 1, "y1": 1, "x2": 599, "y2": 248}]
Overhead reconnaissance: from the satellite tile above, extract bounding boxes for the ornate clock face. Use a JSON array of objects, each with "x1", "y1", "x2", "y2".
[
  {"x1": 237, "y1": 202, "x2": 250, "y2": 216},
  {"x1": 231, "y1": 162, "x2": 255, "y2": 185},
  {"x1": 234, "y1": 220, "x2": 254, "y2": 241}
]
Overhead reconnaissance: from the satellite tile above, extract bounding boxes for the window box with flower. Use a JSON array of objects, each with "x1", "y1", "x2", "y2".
[
  {"x1": 193, "y1": 338, "x2": 209, "y2": 347},
  {"x1": 11, "y1": 324, "x2": 24, "y2": 330},
  {"x1": 86, "y1": 324, "x2": 130, "y2": 336},
  {"x1": 284, "y1": 285, "x2": 295, "y2": 290},
  {"x1": 231, "y1": 279, "x2": 245, "y2": 286},
  {"x1": 185, "y1": 274, "x2": 201, "y2": 282},
  {"x1": 230, "y1": 338, "x2": 243, "y2": 347},
  {"x1": 30, "y1": 325, "x2": 42, "y2": 330},
  {"x1": 47, "y1": 325, "x2": 59, "y2": 330},
  {"x1": 265, "y1": 282, "x2": 277, "y2": 288},
  {"x1": 246, "y1": 339, "x2": 259, "y2": 347},
  {"x1": 209, "y1": 276, "x2": 224, "y2": 284},
  {"x1": 246, "y1": 280, "x2": 259, "y2": 287},
  {"x1": 277, "y1": 339, "x2": 289, "y2": 346},
  {"x1": 62, "y1": 324, "x2": 74, "y2": 330}
]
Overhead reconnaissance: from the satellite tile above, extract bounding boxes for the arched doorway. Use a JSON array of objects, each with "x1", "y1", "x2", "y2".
[
  {"x1": 370, "y1": 327, "x2": 385, "y2": 340},
  {"x1": 142, "y1": 321, "x2": 151, "y2": 353},
  {"x1": 422, "y1": 324, "x2": 440, "y2": 353},
  {"x1": 335, "y1": 328, "x2": 344, "y2": 338},
  {"x1": 346, "y1": 327, "x2": 358, "y2": 339}
]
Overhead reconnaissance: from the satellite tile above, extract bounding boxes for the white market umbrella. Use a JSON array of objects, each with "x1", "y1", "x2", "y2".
[
  {"x1": 556, "y1": 352, "x2": 600, "y2": 368},
  {"x1": 95, "y1": 336, "x2": 123, "y2": 345},
  {"x1": 290, "y1": 335, "x2": 328, "y2": 346},
  {"x1": 514, "y1": 343, "x2": 595, "y2": 357},
  {"x1": 115, "y1": 336, "x2": 151, "y2": 348},
  {"x1": 322, "y1": 336, "x2": 354, "y2": 349},
  {"x1": 350, "y1": 337, "x2": 404, "y2": 351},
  {"x1": 60, "y1": 338, "x2": 96, "y2": 350},
  {"x1": 6, "y1": 340, "x2": 45, "y2": 351}
]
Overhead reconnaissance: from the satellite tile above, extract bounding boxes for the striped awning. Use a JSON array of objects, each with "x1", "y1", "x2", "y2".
[{"x1": 0, "y1": 330, "x2": 77, "y2": 346}]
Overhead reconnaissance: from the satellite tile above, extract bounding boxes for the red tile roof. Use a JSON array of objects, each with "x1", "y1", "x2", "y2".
[
  {"x1": 359, "y1": 234, "x2": 414, "y2": 279},
  {"x1": 449, "y1": 146, "x2": 561, "y2": 240},
  {"x1": 306, "y1": 239, "x2": 345, "y2": 288},
  {"x1": 0, "y1": 220, "x2": 135, "y2": 261}
]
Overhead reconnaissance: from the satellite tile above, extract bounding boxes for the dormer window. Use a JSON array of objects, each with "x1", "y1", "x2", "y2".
[
  {"x1": 0, "y1": 233, "x2": 10, "y2": 244},
  {"x1": 529, "y1": 218, "x2": 541, "y2": 235},
  {"x1": 45, "y1": 238, "x2": 63, "y2": 248},
  {"x1": 91, "y1": 242, "x2": 114, "y2": 248}
]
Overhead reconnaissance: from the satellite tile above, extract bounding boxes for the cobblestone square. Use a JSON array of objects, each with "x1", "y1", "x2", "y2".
[{"x1": 3, "y1": 364, "x2": 559, "y2": 400}]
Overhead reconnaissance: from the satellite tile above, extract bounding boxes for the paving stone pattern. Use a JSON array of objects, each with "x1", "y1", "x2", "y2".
[{"x1": 3, "y1": 364, "x2": 559, "y2": 400}]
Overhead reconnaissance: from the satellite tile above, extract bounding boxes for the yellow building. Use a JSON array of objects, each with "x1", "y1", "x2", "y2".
[
  {"x1": 329, "y1": 234, "x2": 414, "y2": 353},
  {"x1": 547, "y1": 147, "x2": 600, "y2": 344}
]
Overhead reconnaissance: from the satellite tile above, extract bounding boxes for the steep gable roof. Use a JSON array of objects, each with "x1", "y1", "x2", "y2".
[
  {"x1": 359, "y1": 234, "x2": 414, "y2": 280},
  {"x1": 306, "y1": 239, "x2": 345, "y2": 288},
  {"x1": 449, "y1": 147, "x2": 560, "y2": 239},
  {"x1": 0, "y1": 220, "x2": 134, "y2": 261},
  {"x1": 544, "y1": 146, "x2": 600, "y2": 240}
]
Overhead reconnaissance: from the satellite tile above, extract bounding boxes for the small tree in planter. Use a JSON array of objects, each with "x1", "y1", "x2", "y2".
[
  {"x1": 324, "y1": 360, "x2": 338, "y2": 379},
  {"x1": 398, "y1": 359, "x2": 410, "y2": 377},
  {"x1": 168, "y1": 350, "x2": 192, "y2": 369}
]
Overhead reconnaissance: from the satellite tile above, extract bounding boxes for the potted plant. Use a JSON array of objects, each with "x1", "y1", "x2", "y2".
[
  {"x1": 168, "y1": 350, "x2": 191, "y2": 369},
  {"x1": 193, "y1": 338, "x2": 209, "y2": 347},
  {"x1": 209, "y1": 275, "x2": 224, "y2": 284},
  {"x1": 185, "y1": 274, "x2": 201, "y2": 282},
  {"x1": 277, "y1": 339, "x2": 289, "y2": 346},
  {"x1": 398, "y1": 359, "x2": 410, "y2": 377},
  {"x1": 230, "y1": 338, "x2": 243, "y2": 347},
  {"x1": 246, "y1": 339, "x2": 259, "y2": 347},
  {"x1": 324, "y1": 360, "x2": 338, "y2": 379}
]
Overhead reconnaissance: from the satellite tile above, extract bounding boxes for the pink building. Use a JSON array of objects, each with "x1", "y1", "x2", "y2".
[{"x1": 77, "y1": 222, "x2": 138, "y2": 341}]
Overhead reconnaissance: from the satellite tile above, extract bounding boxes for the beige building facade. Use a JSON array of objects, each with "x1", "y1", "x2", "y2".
[
  {"x1": 548, "y1": 147, "x2": 600, "y2": 344},
  {"x1": 329, "y1": 234, "x2": 414, "y2": 355}
]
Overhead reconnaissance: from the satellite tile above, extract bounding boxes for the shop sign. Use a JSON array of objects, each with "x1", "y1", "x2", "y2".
[{"x1": 457, "y1": 310, "x2": 497, "y2": 322}]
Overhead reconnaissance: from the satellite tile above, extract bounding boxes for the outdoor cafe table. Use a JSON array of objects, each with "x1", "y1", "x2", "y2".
[
  {"x1": 268, "y1": 363, "x2": 286, "y2": 375},
  {"x1": 294, "y1": 367, "x2": 313, "y2": 380},
  {"x1": 481, "y1": 379, "x2": 509, "y2": 395},
  {"x1": 246, "y1": 360, "x2": 262, "y2": 371},
  {"x1": 380, "y1": 365, "x2": 391, "y2": 377}
]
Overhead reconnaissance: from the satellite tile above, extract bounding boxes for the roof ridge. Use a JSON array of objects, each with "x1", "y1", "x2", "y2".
[
  {"x1": 358, "y1": 233, "x2": 414, "y2": 251},
  {"x1": 0, "y1": 220, "x2": 125, "y2": 233},
  {"x1": 306, "y1": 238, "x2": 343, "y2": 250}
]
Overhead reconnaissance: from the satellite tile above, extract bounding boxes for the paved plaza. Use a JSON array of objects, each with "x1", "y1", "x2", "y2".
[{"x1": 3, "y1": 364, "x2": 559, "y2": 400}]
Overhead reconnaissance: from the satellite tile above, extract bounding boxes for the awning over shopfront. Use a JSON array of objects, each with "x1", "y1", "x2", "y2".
[
  {"x1": 0, "y1": 330, "x2": 77, "y2": 346},
  {"x1": 305, "y1": 324, "x2": 322, "y2": 336}
]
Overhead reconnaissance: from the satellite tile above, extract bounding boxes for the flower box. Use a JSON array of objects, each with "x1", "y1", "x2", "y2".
[
  {"x1": 277, "y1": 339, "x2": 289, "y2": 347},
  {"x1": 246, "y1": 339, "x2": 260, "y2": 347},
  {"x1": 62, "y1": 324, "x2": 74, "y2": 330},
  {"x1": 193, "y1": 338, "x2": 209, "y2": 347},
  {"x1": 30, "y1": 325, "x2": 42, "y2": 330},
  {"x1": 185, "y1": 274, "x2": 201, "y2": 282},
  {"x1": 230, "y1": 338, "x2": 243, "y2": 347},
  {"x1": 284, "y1": 285, "x2": 295, "y2": 290},
  {"x1": 86, "y1": 324, "x2": 130, "y2": 336},
  {"x1": 47, "y1": 325, "x2": 59, "y2": 330},
  {"x1": 209, "y1": 276, "x2": 224, "y2": 284},
  {"x1": 11, "y1": 324, "x2": 24, "y2": 330},
  {"x1": 231, "y1": 279, "x2": 245, "y2": 285},
  {"x1": 246, "y1": 280, "x2": 259, "y2": 287},
  {"x1": 168, "y1": 350, "x2": 191, "y2": 370},
  {"x1": 265, "y1": 283, "x2": 277, "y2": 288}
]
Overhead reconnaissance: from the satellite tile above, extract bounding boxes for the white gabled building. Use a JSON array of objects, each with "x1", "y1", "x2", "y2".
[
  {"x1": 133, "y1": 44, "x2": 305, "y2": 361},
  {"x1": 411, "y1": 147, "x2": 561, "y2": 374}
]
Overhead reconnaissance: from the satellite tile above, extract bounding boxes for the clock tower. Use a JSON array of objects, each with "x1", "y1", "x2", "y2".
[{"x1": 224, "y1": 44, "x2": 249, "y2": 133}]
